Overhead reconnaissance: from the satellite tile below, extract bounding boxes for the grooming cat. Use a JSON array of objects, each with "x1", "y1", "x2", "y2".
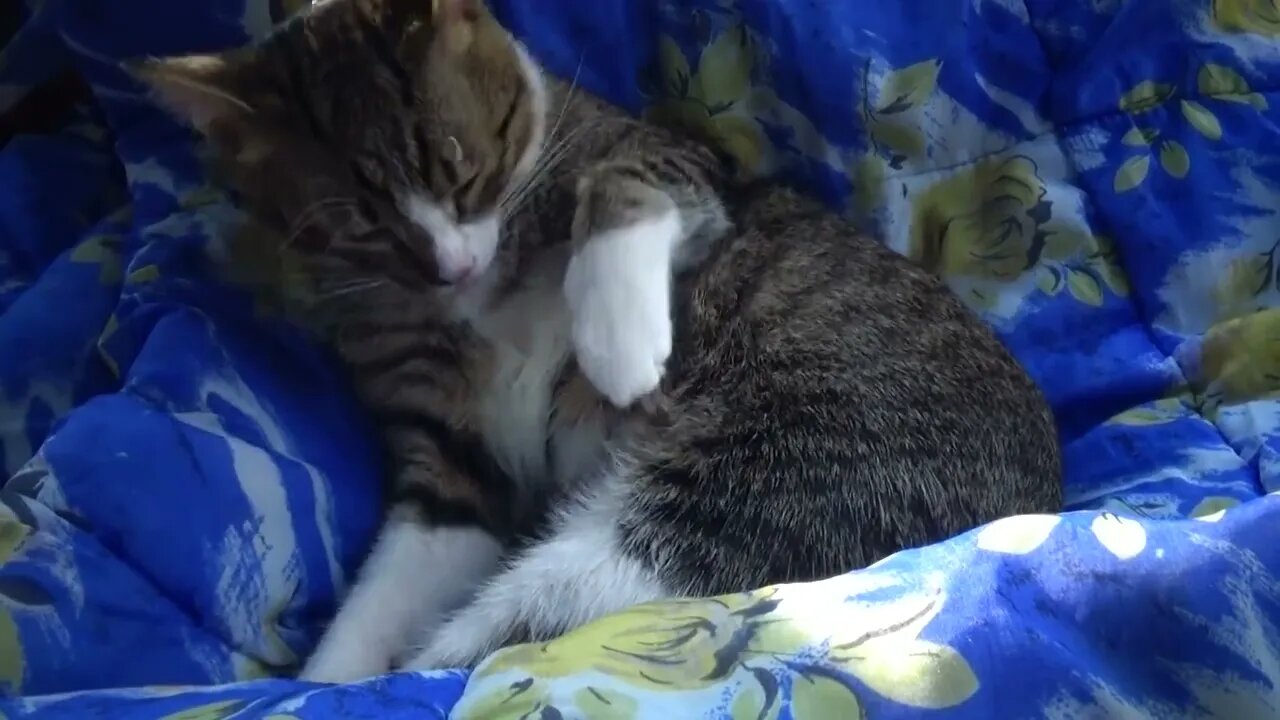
[{"x1": 135, "y1": 0, "x2": 1062, "y2": 681}]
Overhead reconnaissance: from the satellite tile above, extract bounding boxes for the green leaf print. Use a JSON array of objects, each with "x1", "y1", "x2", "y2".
[
  {"x1": 791, "y1": 674, "x2": 864, "y2": 719},
  {"x1": 843, "y1": 639, "x2": 979, "y2": 709},
  {"x1": 0, "y1": 608, "x2": 22, "y2": 694},
  {"x1": 571, "y1": 686, "x2": 639, "y2": 720},
  {"x1": 1037, "y1": 267, "x2": 1066, "y2": 295},
  {"x1": 1212, "y1": 0, "x2": 1280, "y2": 37},
  {"x1": 1191, "y1": 496, "x2": 1240, "y2": 520},
  {"x1": 1196, "y1": 62, "x2": 1268, "y2": 109},
  {"x1": 97, "y1": 313, "x2": 122, "y2": 380},
  {"x1": 0, "y1": 523, "x2": 29, "y2": 565},
  {"x1": 177, "y1": 185, "x2": 225, "y2": 210},
  {"x1": 1159, "y1": 140, "x2": 1191, "y2": 178},
  {"x1": 1119, "y1": 81, "x2": 1174, "y2": 113},
  {"x1": 1114, "y1": 155, "x2": 1151, "y2": 193},
  {"x1": 1181, "y1": 100, "x2": 1223, "y2": 141},
  {"x1": 456, "y1": 678, "x2": 548, "y2": 720},
  {"x1": 871, "y1": 119, "x2": 925, "y2": 160},
  {"x1": 1219, "y1": 254, "x2": 1272, "y2": 307},
  {"x1": 695, "y1": 26, "x2": 752, "y2": 109},
  {"x1": 1197, "y1": 63, "x2": 1252, "y2": 98},
  {"x1": 70, "y1": 234, "x2": 124, "y2": 285},
  {"x1": 730, "y1": 681, "x2": 782, "y2": 720},
  {"x1": 1067, "y1": 268, "x2": 1105, "y2": 307},
  {"x1": 127, "y1": 264, "x2": 162, "y2": 284},
  {"x1": 1200, "y1": 308, "x2": 1280, "y2": 404},
  {"x1": 1039, "y1": 227, "x2": 1088, "y2": 262},
  {"x1": 1091, "y1": 256, "x2": 1131, "y2": 297},
  {"x1": 658, "y1": 36, "x2": 691, "y2": 97},
  {"x1": 157, "y1": 701, "x2": 245, "y2": 720},
  {"x1": 1122, "y1": 127, "x2": 1159, "y2": 146},
  {"x1": 1109, "y1": 397, "x2": 1186, "y2": 426},
  {"x1": 878, "y1": 59, "x2": 941, "y2": 113}
]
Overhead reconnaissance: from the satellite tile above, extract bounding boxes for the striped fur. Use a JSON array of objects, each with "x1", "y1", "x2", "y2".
[{"x1": 137, "y1": 0, "x2": 1062, "y2": 681}]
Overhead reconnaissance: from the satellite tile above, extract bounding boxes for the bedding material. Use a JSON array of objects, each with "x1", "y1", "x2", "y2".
[{"x1": 2, "y1": 0, "x2": 1280, "y2": 717}]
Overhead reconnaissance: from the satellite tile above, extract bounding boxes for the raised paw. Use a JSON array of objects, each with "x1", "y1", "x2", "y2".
[
  {"x1": 299, "y1": 638, "x2": 392, "y2": 684},
  {"x1": 564, "y1": 213, "x2": 678, "y2": 408}
]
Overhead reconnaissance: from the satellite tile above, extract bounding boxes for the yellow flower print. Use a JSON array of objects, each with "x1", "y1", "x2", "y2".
[
  {"x1": 1198, "y1": 307, "x2": 1280, "y2": 407},
  {"x1": 477, "y1": 589, "x2": 805, "y2": 689},
  {"x1": 468, "y1": 585, "x2": 977, "y2": 717},
  {"x1": 648, "y1": 28, "x2": 769, "y2": 179},
  {"x1": 1213, "y1": 0, "x2": 1280, "y2": 36},
  {"x1": 818, "y1": 591, "x2": 979, "y2": 709},
  {"x1": 1211, "y1": 238, "x2": 1279, "y2": 324},
  {"x1": 910, "y1": 155, "x2": 1048, "y2": 282},
  {"x1": 910, "y1": 156, "x2": 1127, "y2": 309}
]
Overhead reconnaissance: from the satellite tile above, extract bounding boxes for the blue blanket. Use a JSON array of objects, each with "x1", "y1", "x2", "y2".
[{"x1": 3, "y1": 0, "x2": 1280, "y2": 717}]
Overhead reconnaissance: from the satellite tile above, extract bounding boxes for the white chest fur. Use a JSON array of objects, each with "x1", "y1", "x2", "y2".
[
  {"x1": 476, "y1": 296, "x2": 569, "y2": 489},
  {"x1": 463, "y1": 271, "x2": 606, "y2": 496}
]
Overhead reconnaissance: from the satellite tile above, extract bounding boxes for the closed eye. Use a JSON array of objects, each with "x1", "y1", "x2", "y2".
[
  {"x1": 496, "y1": 87, "x2": 522, "y2": 140},
  {"x1": 349, "y1": 161, "x2": 391, "y2": 200}
]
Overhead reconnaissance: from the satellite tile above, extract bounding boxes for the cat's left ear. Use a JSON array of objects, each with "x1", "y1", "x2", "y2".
[
  {"x1": 128, "y1": 53, "x2": 252, "y2": 136},
  {"x1": 430, "y1": 0, "x2": 482, "y2": 52},
  {"x1": 431, "y1": 0, "x2": 481, "y2": 23}
]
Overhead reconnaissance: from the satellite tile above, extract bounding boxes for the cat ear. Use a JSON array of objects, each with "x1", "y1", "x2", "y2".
[
  {"x1": 128, "y1": 54, "x2": 253, "y2": 135},
  {"x1": 432, "y1": 0, "x2": 481, "y2": 24},
  {"x1": 430, "y1": 0, "x2": 481, "y2": 52}
]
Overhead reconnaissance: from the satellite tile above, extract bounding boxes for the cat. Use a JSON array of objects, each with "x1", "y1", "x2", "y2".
[{"x1": 134, "y1": 0, "x2": 1063, "y2": 682}]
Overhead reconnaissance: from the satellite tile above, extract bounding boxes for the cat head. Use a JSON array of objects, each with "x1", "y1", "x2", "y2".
[{"x1": 133, "y1": 0, "x2": 546, "y2": 287}]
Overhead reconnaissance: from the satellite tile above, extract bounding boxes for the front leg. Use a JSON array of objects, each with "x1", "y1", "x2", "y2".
[
  {"x1": 300, "y1": 513, "x2": 501, "y2": 682},
  {"x1": 564, "y1": 157, "x2": 728, "y2": 408},
  {"x1": 299, "y1": 430, "x2": 505, "y2": 683}
]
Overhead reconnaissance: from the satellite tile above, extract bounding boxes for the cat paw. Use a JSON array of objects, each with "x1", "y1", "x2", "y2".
[
  {"x1": 564, "y1": 213, "x2": 678, "y2": 408},
  {"x1": 298, "y1": 642, "x2": 391, "y2": 683},
  {"x1": 298, "y1": 648, "x2": 389, "y2": 681},
  {"x1": 399, "y1": 620, "x2": 494, "y2": 672}
]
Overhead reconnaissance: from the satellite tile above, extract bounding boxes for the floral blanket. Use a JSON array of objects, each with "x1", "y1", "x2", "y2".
[{"x1": 3, "y1": 0, "x2": 1280, "y2": 717}]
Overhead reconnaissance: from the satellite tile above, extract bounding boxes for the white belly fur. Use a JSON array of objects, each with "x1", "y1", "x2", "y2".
[
  {"x1": 467, "y1": 273, "x2": 607, "y2": 496},
  {"x1": 472, "y1": 279, "x2": 568, "y2": 489}
]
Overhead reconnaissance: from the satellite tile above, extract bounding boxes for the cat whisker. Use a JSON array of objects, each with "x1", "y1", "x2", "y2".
[
  {"x1": 287, "y1": 197, "x2": 357, "y2": 233},
  {"x1": 500, "y1": 59, "x2": 583, "y2": 213},
  {"x1": 291, "y1": 196, "x2": 358, "y2": 227},
  {"x1": 283, "y1": 198, "x2": 358, "y2": 250},
  {"x1": 314, "y1": 278, "x2": 389, "y2": 301},
  {"x1": 543, "y1": 56, "x2": 584, "y2": 158},
  {"x1": 501, "y1": 123, "x2": 600, "y2": 217}
]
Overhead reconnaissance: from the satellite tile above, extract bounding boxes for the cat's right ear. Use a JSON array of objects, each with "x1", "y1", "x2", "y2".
[{"x1": 127, "y1": 54, "x2": 253, "y2": 136}]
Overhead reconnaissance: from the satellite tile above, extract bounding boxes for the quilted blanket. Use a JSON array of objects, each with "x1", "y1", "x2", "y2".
[{"x1": 2, "y1": 0, "x2": 1280, "y2": 717}]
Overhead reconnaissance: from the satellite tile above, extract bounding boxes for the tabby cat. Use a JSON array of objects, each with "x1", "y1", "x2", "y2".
[{"x1": 135, "y1": 0, "x2": 1062, "y2": 681}]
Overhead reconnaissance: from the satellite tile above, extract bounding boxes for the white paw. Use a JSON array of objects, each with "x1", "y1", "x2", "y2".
[
  {"x1": 299, "y1": 640, "x2": 391, "y2": 683},
  {"x1": 564, "y1": 213, "x2": 679, "y2": 408},
  {"x1": 399, "y1": 618, "x2": 495, "y2": 671}
]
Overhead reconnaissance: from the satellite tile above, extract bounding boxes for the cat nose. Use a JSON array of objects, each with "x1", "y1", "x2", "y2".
[
  {"x1": 449, "y1": 264, "x2": 476, "y2": 284},
  {"x1": 438, "y1": 257, "x2": 478, "y2": 285}
]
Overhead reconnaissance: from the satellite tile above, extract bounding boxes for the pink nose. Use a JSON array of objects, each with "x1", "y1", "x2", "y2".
[{"x1": 444, "y1": 263, "x2": 476, "y2": 285}]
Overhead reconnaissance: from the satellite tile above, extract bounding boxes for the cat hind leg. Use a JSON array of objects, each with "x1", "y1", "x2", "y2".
[{"x1": 399, "y1": 478, "x2": 671, "y2": 669}]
